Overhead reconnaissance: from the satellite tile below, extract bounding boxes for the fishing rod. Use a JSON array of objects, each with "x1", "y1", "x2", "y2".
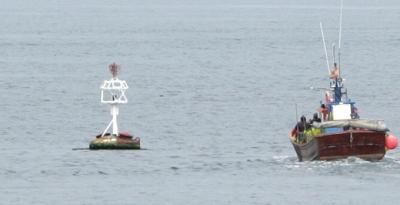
[
  {"x1": 309, "y1": 86, "x2": 329, "y2": 91},
  {"x1": 320, "y1": 22, "x2": 330, "y2": 75}
]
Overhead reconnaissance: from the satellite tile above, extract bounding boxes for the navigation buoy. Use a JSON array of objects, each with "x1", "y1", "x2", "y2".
[
  {"x1": 385, "y1": 134, "x2": 398, "y2": 150},
  {"x1": 89, "y1": 63, "x2": 140, "y2": 149}
]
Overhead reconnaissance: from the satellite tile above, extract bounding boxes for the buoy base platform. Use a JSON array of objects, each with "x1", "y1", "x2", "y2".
[{"x1": 89, "y1": 133, "x2": 140, "y2": 150}]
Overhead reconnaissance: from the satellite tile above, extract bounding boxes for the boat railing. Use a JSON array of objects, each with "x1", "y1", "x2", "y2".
[{"x1": 330, "y1": 78, "x2": 343, "y2": 88}]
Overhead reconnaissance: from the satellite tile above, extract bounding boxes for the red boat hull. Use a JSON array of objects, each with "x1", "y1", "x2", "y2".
[{"x1": 291, "y1": 130, "x2": 386, "y2": 161}]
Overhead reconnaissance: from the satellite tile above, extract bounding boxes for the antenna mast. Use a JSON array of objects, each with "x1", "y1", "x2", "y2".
[
  {"x1": 320, "y1": 22, "x2": 330, "y2": 75},
  {"x1": 338, "y1": 0, "x2": 343, "y2": 74},
  {"x1": 332, "y1": 43, "x2": 336, "y2": 65}
]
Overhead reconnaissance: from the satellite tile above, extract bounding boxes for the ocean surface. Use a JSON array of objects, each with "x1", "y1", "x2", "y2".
[{"x1": 1, "y1": 0, "x2": 400, "y2": 204}]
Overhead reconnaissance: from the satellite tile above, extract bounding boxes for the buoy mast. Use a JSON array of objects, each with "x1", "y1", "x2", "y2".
[
  {"x1": 89, "y1": 63, "x2": 140, "y2": 150},
  {"x1": 100, "y1": 63, "x2": 128, "y2": 137}
]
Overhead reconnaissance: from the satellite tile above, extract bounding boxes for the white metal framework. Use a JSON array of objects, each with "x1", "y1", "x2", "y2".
[{"x1": 100, "y1": 63, "x2": 128, "y2": 136}]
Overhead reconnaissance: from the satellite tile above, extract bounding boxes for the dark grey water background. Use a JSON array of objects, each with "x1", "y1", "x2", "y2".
[{"x1": 1, "y1": 0, "x2": 400, "y2": 204}]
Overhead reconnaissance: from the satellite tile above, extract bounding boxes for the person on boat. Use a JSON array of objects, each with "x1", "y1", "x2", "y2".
[
  {"x1": 290, "y1": 116, "x2": 312, "y2": 143},
  {"x1": 351, "y1": 106, "x2": 360, "y2": 119},
  {"x1": 305, "y1": 114, "x2": 322, "y2": 137},
  {"x1": 291, "y1": 116, "x2": 311, "y2": 136},
  {"x1": 325, "y1": 91, "x2": 334, "y2": 103},
  {"x1": 310, "y1": 113, "x2": 321, "y2": 124},
  {"x1": 330, "y1": 63, "x2": 340, "y2": 79},
  {"x1": 318, "y1": 104, "x2": 329, "y2": 121}
]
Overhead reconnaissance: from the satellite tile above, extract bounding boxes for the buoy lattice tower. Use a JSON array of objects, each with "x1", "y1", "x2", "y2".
[{"x1": 100, "y1": 63, "x2": 128, "y2": 137}]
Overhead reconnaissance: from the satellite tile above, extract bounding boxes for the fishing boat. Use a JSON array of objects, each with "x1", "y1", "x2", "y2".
[
  {"x1": 289, "y1": 88, "x2": 396, "y2": 161},
  {"x1": 290, "y1": 77, "x2": 397, "y2": 161},
  {"x1": 289, "y1": 1, "x2": 397, "y2": 161}
]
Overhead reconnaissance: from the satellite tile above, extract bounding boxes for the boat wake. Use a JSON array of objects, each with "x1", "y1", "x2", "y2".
[{"x1": 272, "y1": 155, "x2": 400, "y2": 175}]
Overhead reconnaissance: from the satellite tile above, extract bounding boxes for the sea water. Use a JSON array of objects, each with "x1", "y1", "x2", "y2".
[{"x1": 1, "y1": 0, "x2": 400, "y2": 204}]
